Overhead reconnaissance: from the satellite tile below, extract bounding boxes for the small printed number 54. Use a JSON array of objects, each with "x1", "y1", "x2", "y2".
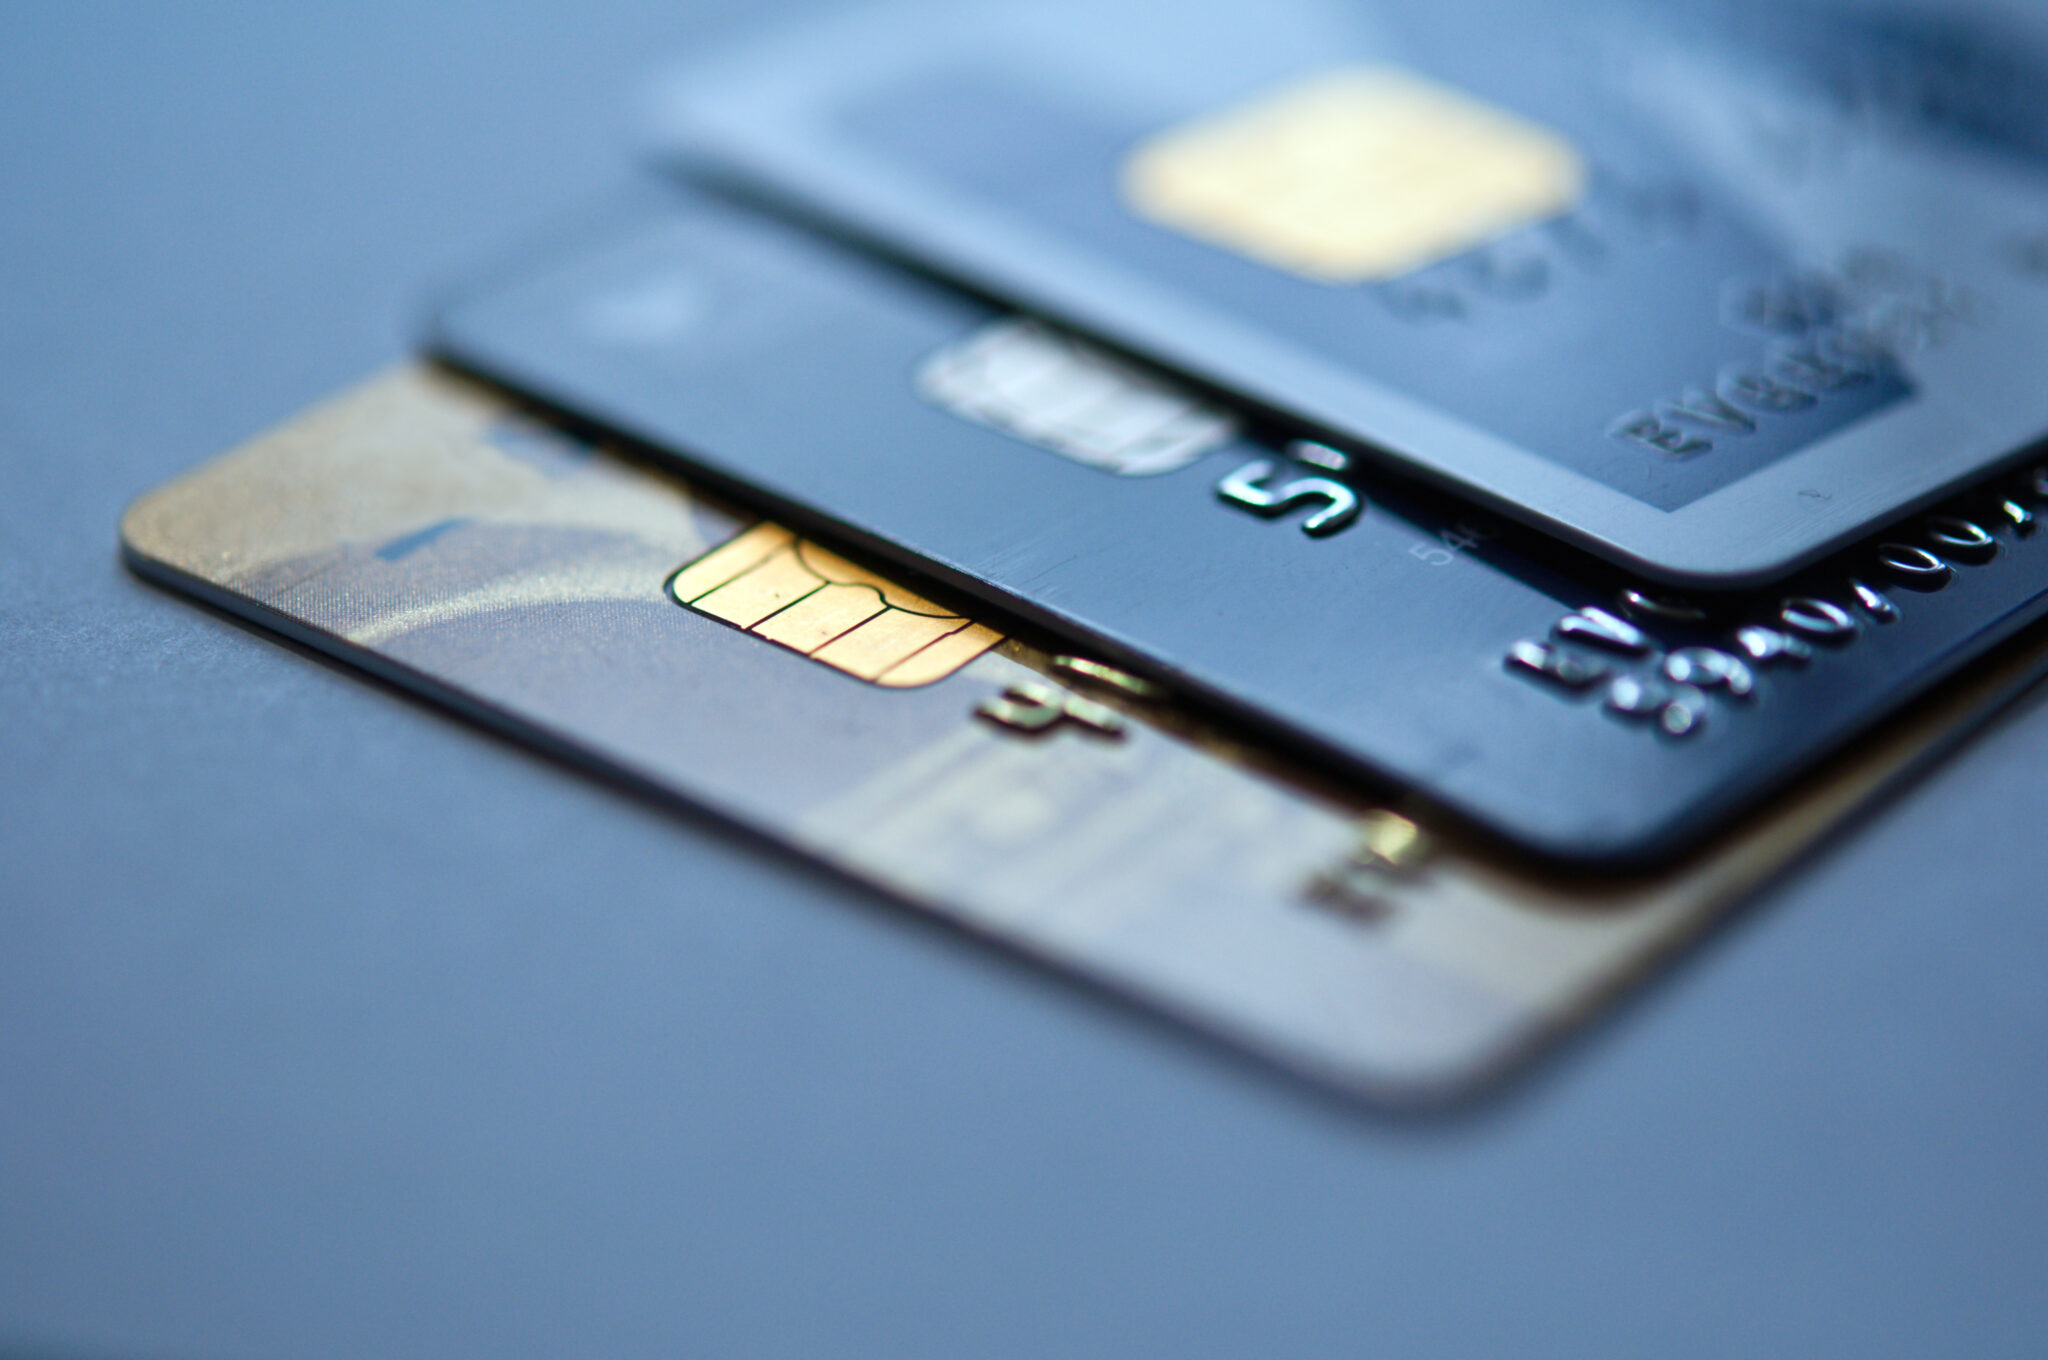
[{"x1": 1410, "y1": 523, "x2": 1490, "y2": 566}]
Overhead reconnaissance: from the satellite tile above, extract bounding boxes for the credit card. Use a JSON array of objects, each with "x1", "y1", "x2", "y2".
[
  {"x1": 119, "y1": 365, "x2": 2048, "y2": 1102},
  {"x1": 646, "y1": 0, "x2": 2048, "y2": 585},
  {"x1": 430, "y1": 185, "x2": 2048, "y2": 863}
]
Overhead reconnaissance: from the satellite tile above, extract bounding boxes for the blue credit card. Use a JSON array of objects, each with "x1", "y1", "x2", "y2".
[
  {"x1": 430, "y1": 183, "x2": 2048, "y2": 863},
  {"x1": 645, "y1": 0, "x2": 2048, "y2": 585}
]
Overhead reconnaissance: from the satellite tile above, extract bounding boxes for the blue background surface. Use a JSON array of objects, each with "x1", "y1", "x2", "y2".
[{"x1": 3, "y1": 5, "x2": 2046, "y2": 1356}]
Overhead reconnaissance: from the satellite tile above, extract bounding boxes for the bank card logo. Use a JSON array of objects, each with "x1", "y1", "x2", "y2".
[
  {"x1": 668, "y1": 523, "x2": 1000, "y2": 686},
  {"x1": 916, "y1": 316, "x2": 1235, "y2": 476},
  {"x1": 1121, "y1": 66, "x2": 1585, "y2": 283}
]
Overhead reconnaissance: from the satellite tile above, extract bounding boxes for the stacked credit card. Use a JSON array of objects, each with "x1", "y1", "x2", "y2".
[{"x1": 125, "y1": 0, "x2": 2048, "y2": 1101}]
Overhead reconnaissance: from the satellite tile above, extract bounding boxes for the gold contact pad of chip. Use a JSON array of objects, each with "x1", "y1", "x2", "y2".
[
  {"x1": 668, "y1": 522, "x2": 1001, "y2": 687},
  {"x1": 1121, "y1": 66, "x2": 1585, "y2": 284}
]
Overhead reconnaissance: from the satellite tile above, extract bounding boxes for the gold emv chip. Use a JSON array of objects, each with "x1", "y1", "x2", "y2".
[
  {"x1": 668, "y1": 522, "x2": 1000, "y2": 687},
  {"x1": 1121, "y1": 66, "x2": 1585, "y2": 283}
]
